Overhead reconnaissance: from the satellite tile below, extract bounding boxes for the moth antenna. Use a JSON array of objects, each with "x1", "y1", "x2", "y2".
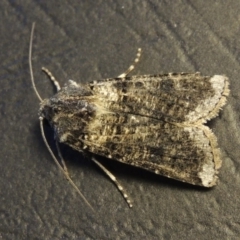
[
  {"x1": 29, "y1": 22, "x2": 43, "y2": 102},
  {"x1": 118, "y1": 48, "x2": 142, "y2": 78},
  {"x1": 42, "y1": 67, "x2": 61, "y2": 92},
  {"x1": 92, "y1": 157, "x2": 133, "y2": 208},
  {"x1": 39, "y1": 117, "x2": 95, "y2": 212}
]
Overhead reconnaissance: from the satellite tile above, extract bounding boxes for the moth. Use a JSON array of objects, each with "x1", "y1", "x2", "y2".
[{"x1": 29, "y1": 23, "x2": 229, "y2": 209}]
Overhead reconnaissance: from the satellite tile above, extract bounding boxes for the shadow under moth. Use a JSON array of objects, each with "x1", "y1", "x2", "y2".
[{"x1": 29, "y1": 23, "x2": 229, "y2": 210}]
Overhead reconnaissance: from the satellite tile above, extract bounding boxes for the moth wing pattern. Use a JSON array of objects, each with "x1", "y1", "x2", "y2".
[
  {"x1": 63, "y1": 112, "x2": 222, "y2": 187},
  {"x1": 40, "y1": 73, "x2": 229, "y2": 187},
  {"x1": 90, "y1": 73, "x2": 229, "y2": 124}
]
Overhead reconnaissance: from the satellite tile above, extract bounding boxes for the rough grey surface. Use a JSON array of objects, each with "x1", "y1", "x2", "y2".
[{"x1": 0, "y1": 1, "x2": 240, "y2": 239}]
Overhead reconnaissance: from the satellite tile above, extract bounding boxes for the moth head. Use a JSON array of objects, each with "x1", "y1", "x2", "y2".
[
  {"x1": 39, "y1": 80, "x2": 96, "y2": 144},
  {"x1": 39, "y1": 80, "x2": 93, "y2": 118}
]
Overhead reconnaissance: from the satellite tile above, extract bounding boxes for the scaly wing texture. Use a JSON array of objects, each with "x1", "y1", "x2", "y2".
[
  {"x1": 68, "y1": 112, "x2": 222, "y2": 187},
  {"x1": 41, "y1": 73, "x2": 229, "y2": 187},
  {"x1": 90, "y1": 73, "x2": 229, "y2": 124}
]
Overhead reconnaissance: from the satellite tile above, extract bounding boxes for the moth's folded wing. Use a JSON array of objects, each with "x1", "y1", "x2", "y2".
[
  {"x1": 90, "y1": 73, "x2": 229, "y2": 124},
  {"x1": 80, "y1": 115, "x2": 221, "y2": 187}
]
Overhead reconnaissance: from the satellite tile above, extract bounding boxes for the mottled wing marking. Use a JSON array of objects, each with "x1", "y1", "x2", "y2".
[
  {"x1": 41, "y1": 73, "x2": 229, "y2": 187},
  {"x1": 90, "y1": 73, "x2": 229, "y2": 124},
  {"x1": 64, "y1": 112, "x2": 221, "y2": 187}
]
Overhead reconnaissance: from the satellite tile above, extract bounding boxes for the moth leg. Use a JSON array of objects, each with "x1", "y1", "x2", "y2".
[
  {"x1": 118, "y1": 48, "x2": 142, "y2": 78},
  {"x1": 39, "y1": 117, "x2": 95, "y2": 212},
  {"x1": 92, "y1": 157, "x2": 133, "y2": 208},
  {"x1": 42, "y1": 67, "x2": 61, "y2": 92}
]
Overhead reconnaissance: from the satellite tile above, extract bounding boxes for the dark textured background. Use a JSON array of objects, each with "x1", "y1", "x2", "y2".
[{"x1": 1, "y1": 1, "x2": 240, "y2": 239}]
